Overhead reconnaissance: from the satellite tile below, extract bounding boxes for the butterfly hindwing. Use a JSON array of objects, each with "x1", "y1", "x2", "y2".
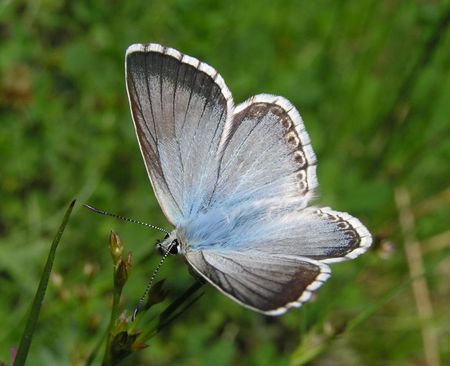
[
  {"x1": 240, "y1": 207, "x2": 373, "y2": 263},
  {"x1": 185, "y1": 250, "x2": 330, "y2": 315}
]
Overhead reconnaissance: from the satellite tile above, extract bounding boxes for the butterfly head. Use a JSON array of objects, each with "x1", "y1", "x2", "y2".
[{"x1": 156, "y1": 231, "x2": 180, "y2": 256}]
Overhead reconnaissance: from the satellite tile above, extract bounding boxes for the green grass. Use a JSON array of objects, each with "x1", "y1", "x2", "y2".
[{"x1": 1, "y1": 1, "x2": 449, "y2": 365}]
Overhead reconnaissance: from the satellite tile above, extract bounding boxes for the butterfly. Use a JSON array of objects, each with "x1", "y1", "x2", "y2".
[{"x1": 125, "y1": 43, "x2": 372, "y2": 315}]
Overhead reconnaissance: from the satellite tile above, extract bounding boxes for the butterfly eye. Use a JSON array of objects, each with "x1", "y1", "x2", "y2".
[{"x1": 169, "y1": 240, "x2": 179, "y2": 254}]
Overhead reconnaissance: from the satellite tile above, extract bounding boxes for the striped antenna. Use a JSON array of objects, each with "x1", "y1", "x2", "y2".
[
  {"x1": 132, "y1": 239, "x2": 176, "y2": 321},
  {"x1": 83, "y1": 204, "x2": 169, "y2": 235}
]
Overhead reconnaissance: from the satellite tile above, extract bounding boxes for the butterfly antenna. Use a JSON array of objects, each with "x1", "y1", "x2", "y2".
[
  {"x1": 132, "y1": 240, "x2": 176, "y2": 321},
  {"x1": 83, "y1": 204, "x2": 169, "y2": 235}
]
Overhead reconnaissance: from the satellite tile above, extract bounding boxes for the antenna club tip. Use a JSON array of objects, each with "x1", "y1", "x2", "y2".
[{"x1": 132, "y1": 304, "x2": 142, "y2": 321}]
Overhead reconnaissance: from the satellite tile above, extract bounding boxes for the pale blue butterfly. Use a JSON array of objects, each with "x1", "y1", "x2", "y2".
[{"x1": 125, "y1": 44, "x2": 372, "y2": 315}]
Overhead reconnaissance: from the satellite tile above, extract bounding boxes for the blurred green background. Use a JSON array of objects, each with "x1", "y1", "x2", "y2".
[{"x1": 1, "y1": 0, "x2": 449, "y2": 365}]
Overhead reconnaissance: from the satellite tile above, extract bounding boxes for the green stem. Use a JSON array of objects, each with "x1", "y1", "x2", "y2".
[{"x1": 102, "y1": 274, "x2": 123, "y2": 366}]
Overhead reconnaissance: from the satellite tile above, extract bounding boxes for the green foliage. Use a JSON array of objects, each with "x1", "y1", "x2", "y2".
[{"x1": 1, "y1": 1, "x2": 449, "y2": 365}]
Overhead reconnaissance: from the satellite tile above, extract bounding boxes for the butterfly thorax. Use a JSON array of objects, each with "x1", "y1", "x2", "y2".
[{"x1": 157, "y1": 230, "x2": 184, "y2": 255}]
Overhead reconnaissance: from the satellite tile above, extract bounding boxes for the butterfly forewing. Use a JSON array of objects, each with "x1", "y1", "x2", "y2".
[
  {"x1": 126, "y1": 44, "x2": 232, "y2": 225},
  {"x1": 217, "y1": 96, "x2": 318, "y2": 205}
]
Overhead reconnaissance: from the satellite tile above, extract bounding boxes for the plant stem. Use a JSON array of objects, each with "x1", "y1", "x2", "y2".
[{"x1": 102, "y1": 275, "x2": 123, "y2": 365}]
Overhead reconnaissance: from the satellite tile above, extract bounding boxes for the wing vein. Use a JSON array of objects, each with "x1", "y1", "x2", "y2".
[
  {"x1": 128, "y1": 74, "x2": 157, "y2": 147},
  {"x1": 144, "y1": 53, "x2": 159, "y2": 146}
]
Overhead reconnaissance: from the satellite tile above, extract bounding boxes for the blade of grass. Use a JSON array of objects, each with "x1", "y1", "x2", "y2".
[
  {"x1": 158, "y1": 280, "x2": 204, "y2": 323},
  {"x1": 139, "y1": 291, "x2": 204, "y2": 341},
  {"x1": 137, "y1": 280, "x2": 204, "y2": 342},
  {"x1": 14, "y1": 199, "x2": 76, "y2": 366},
  {"x1": 156, "y1": 291, "x2": 204, "y2": 333}
]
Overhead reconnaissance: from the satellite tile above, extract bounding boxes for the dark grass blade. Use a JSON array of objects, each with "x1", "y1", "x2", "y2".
[
  {"x1": 137, "y1": 280, "x2": 204, "y2": 342},
  {"x1": 156, "y1": 290, "x2": 204, "y2": 334},
  {"x1": 14, "y1": 200, "x2": 76, "y2": 366},
  {"x1": 158, "y1": 280, "x2": 204, "y2": 323}
]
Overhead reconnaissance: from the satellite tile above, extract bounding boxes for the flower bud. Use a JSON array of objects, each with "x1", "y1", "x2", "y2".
[
  {"x1": 114, "y1": 253, "x2": 132, "y2": 289},
  {"x1": 109, "y1": 231, "x2": 124, "y2": 264}
]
